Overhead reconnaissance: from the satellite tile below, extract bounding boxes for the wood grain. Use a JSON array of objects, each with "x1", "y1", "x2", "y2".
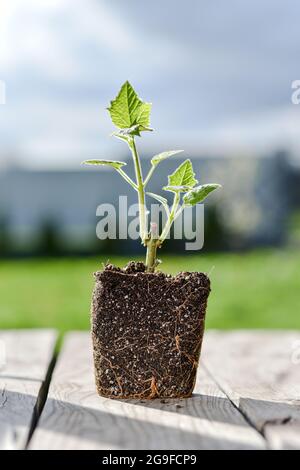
[
  {"x1": 0, "y1": 330, "x2": 57, "y2": 449},
  {"x1": 201, "y1": 331, "x2": 300, "y2": 450},
  {"x1": 30, "y1": 332, "x2": 265, "y2": 450}
]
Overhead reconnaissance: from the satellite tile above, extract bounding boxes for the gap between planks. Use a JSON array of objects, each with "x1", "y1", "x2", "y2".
[
  {"x1": 0, "y1": 330, "x2": 58, "y2": 450},
  {"x1": 26, "y1": 353, "x2": 58, "y2": 448}
]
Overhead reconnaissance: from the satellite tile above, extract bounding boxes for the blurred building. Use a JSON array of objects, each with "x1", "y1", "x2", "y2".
[{"x1": 0, "y1": 152, "x2": 294, "y2": 256}]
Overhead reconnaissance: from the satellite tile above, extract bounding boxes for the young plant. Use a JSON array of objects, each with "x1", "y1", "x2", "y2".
[{"x1": 83, "y1": 81, "x2": 221, "y2": 272}]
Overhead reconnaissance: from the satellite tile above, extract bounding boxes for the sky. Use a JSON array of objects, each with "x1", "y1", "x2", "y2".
[{"x1": 0, "y1": 0, "x2": 300, "y2": 168}]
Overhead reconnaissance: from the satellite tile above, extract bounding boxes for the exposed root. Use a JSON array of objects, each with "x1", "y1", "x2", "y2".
[
  {"x1": 149, "y1": 376, "x2": 159, "y2": 399},
  {"x1": 175, "y1": 334, "x2": 180, "y2": 352}
]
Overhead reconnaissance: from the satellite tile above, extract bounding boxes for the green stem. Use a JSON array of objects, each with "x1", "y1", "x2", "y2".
[
  {"x1": 144, "y1": 164, "x2": 155, "y2": 187},
  {"x1": 146, "y1": 238, "x2": 159, "y2": 272},
  {"x1": 116, "y1": 168, "x2": 138, "y2": 190},
  {"x1": 159, "y1": 192, "x2": 180, "y2": 243},
  {"x1": 128, "y1": 137, "x2": 147, "y2": 244},
  {"x1": 146, "y1": 222, "x2": 159, "y2": 272}
]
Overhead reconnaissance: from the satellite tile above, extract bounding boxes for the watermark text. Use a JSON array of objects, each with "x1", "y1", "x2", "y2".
[
  {"x1": 96, "y1": 196, "x2": 204, "y2": 251},
  {"x1": 291, "y1": 80, "x2": 300, "y2": 104}
]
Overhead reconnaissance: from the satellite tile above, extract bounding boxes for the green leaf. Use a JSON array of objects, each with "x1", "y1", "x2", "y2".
[
  {"x1": 164, "y1": 159, "x2": 197, "y2": 193},
  {"x1": 135, "y1": 102, "x2": 152, "y2": 127},
  {"x1": 147, "y1": 192, "x2": 170, "y2": 216},
  {"x1": 183, "y1": 184, "x2": 222, "y2": 206},
  {"x1": 81, "y1": 159, "x2": 126, "y2": 170},
  {"x1": 151, "y1": 150, "x2": 184, "y2": 166},
  {"x1": 107, "y1": 81, "x2": 152, "y2": 129}
]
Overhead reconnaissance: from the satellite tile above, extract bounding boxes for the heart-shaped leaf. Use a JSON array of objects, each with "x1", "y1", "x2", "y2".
[
  {"x1": 151, "y1": 150, "x2": 184, "y2": 166},
  {"x1": 183, "y1": 184, "x2": 221, "y2": 206},
  {"x1": 164, "y1": 159, "x2": 197, "y2": 193},
  {"x1": 107, "y1": 81, "x2": 151, "y2": 129},
  {"x1": 82, "y1": 159, "x2": 126, "y2": 170}
]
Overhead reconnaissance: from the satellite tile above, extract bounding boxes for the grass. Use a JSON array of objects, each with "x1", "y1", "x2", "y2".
[{"x1": 0, "y1": 248, "x2": 299, "y2": 333}]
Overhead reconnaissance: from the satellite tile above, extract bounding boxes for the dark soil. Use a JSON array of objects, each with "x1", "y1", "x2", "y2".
[{"x1": 91, "y1": 261, "x2": 210, "y2": 399}]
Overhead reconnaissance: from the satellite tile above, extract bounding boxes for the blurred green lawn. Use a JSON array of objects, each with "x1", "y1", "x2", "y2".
[{"x1": 0, "y1": 249, "x2": 299, "y2": 333}]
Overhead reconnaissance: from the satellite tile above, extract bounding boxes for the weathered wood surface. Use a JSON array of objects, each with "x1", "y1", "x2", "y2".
[
  {"x1": 30, "y1": 332, "x2": 265, "y2": 450},
  {"x1": 2, "y1": 330, "x2": 299, "y2": 450},
  {"x1": 0, "y1": 330, "x2": 57, "y2": 449},
  {"x1": 201, "y1": 331, "x2": 300, "y2": 450}
]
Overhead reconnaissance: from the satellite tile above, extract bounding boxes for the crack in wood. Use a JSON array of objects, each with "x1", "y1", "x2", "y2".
[
  {"x1": 202, "y1": 362, "x2": 268, "y2": 442},
  {"x1": 25, "y1": 347, "x2": 58, "y2": 448},
  {"x1": 0, "y1": 395, "x2": 8, "y2": 409}
]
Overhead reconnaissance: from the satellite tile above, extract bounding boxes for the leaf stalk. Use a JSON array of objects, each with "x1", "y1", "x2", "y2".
[{"x1": 127, "y1": 137, "x2": 147, "y2": 244}]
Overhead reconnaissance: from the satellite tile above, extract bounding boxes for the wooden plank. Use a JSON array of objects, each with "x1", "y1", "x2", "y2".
[
  {"x1": 30, "y1": 332, "x2": 265, "y2": 450},
  {"x1": 0, "y1": 330, "x2": 57, "y2": 449},
  {"x1": 201, "y1": 331, "x2": 300, "y2": 450}
]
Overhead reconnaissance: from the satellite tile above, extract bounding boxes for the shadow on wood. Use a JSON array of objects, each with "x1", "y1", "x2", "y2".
[{"x1": 1, "y1": 389, "x2": 264, "y2": 450}]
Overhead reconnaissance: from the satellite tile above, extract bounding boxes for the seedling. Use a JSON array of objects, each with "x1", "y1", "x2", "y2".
[{"x1": 83, "y1": 81, "x2": 221, "y2": 272}]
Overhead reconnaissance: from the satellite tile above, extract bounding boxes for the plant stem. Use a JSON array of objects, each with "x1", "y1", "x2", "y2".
[
  {"x1": 116, "y1": 168, "x2": 138, "y2": 190},
  {"x1": 143, "y1": 164, "x2": 155, "y2": 187},
  {"x1": 128, "y1": 137, "x2": 147, "y2": 244},
  {"x1": 159, "y1": 192, "x2": 180, "y2": 243},
  {"x1": 146, "y1": 222, "x2": 159, "y2": 272},
  {"x1": 146, "y1": 238, "x2": 159, "y2": 272}
]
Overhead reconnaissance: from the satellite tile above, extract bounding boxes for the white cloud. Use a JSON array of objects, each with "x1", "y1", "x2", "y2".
[
  {"x1": 0, "y1": 0, "x2": 300, "y2": 166},
  {"x1": 0, "y1": 0, "x2": 137, "y2": 80},
  {"x1": 0, "y1": 0, "x2": 75, "y2": 79}
]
